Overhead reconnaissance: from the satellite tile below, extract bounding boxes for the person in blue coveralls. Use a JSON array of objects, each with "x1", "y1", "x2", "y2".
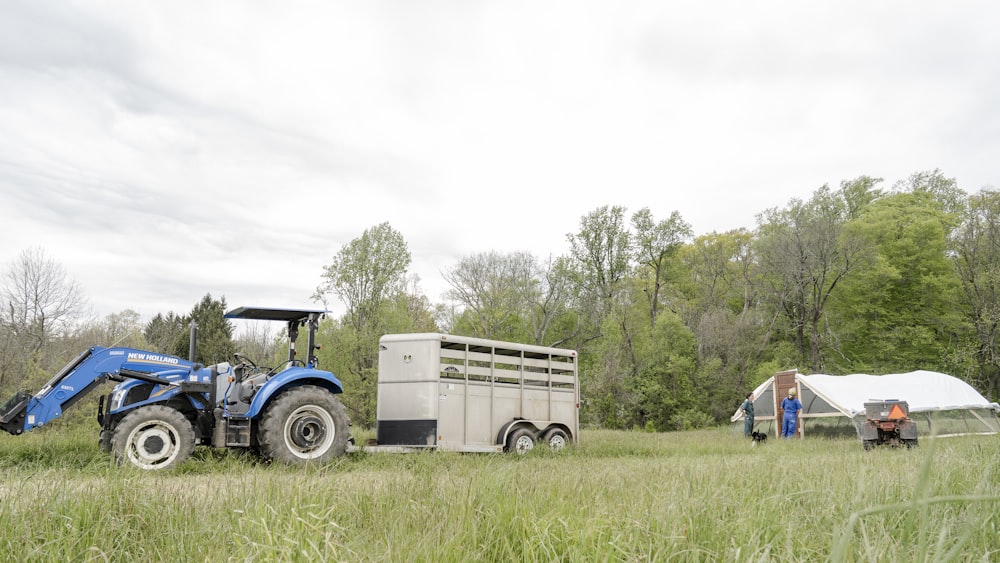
[
  {"x1": 780, "y1": 388, "x2": 803, "y2": 438},
  {"x1": 740, "y1": 392, "x2": 755, "y2": 437}
]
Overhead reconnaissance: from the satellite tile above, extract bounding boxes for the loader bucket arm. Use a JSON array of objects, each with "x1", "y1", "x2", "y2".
[
  {"x1": 0, "y1": 346, "x2": 197, "y2": 435},
  {"x1": 0, "y1": 348, "x2": 96, "y2": 435}
]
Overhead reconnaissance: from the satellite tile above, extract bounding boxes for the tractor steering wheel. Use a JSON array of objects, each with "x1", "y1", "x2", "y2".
[{"x1": 233, "y1": 352, "x2": 258, "y2": 373}]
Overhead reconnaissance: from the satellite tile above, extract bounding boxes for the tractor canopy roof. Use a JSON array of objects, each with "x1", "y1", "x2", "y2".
[{"x1": 224, "y1": 306, "x2": 329, "y2": 323}]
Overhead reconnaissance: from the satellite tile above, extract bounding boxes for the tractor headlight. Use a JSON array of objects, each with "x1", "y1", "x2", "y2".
[{"x1": 111, "y1": 388, "x2": 127, "y2": 410}]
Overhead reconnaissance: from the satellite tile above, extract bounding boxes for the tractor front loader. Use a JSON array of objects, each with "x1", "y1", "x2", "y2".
[{"x1": 0, "y1": 307, "x2": 351, "y2": 470}]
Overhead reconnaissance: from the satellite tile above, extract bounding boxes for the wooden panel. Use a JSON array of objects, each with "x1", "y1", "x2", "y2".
[{"x1": 773, "y1": 370, "x2": 799, "y2": 438}]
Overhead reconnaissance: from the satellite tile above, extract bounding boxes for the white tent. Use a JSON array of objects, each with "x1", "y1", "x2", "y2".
[{"x1": 731, "y1": 370, "x2": 1000, "y2": 438}]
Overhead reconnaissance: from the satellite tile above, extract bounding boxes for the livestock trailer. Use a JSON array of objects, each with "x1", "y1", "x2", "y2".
[{"x1": 362, "y1": 333, "x2": 579, "y2": 453}]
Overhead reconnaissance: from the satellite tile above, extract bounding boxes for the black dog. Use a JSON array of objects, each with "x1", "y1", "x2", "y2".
[{"x1": 751, "y1": 431, "x2": 768, "y2": 445}]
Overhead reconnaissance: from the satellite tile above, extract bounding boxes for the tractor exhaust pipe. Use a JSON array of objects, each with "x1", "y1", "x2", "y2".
[{"x1": 189, "y1": 321, "x2": 198, "y2": 362}]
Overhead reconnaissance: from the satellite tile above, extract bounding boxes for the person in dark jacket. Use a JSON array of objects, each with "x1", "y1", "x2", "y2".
[{"x1": 740, "y1": 392, "x2": 755, "y2": 437}]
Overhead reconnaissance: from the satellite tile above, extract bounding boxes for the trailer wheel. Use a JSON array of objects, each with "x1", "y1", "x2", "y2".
[
  {"x1": 111, "y1": 406, "x2": 195, "y2": 470},
  {"x1": 258, "y1": 385, "x2": 349, "y2": 464},
  {"x1": 507, "y1": 428, "x2": 536, "y2": 454},
  {"x1": 542, "y1": 428, "x2": 569, "y2": 451}
]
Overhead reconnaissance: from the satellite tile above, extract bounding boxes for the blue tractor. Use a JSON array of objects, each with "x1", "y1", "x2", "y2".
[{"x1": 0, "y1": 307, "x2": 351, "y2": 470}]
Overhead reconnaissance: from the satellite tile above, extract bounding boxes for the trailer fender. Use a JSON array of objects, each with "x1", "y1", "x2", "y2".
[
  {"x1": 244, "y1": 368, "x2": 344, "y2": 419},
  {"x1": 496, "y1": 419, "x2": 539, "y2": 447}
]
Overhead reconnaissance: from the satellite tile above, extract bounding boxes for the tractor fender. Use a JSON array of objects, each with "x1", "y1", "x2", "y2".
[
  {"x1": 244, "y1": 368, "x2": 344, "y2": 419},
  {"x1": 108, "y1": 381, "x2": 203, "y2": 415}
]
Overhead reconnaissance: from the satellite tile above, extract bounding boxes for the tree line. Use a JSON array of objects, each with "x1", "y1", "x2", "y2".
[{"x1": 3, "y1": 169, "x2": 999, "y2": 431}]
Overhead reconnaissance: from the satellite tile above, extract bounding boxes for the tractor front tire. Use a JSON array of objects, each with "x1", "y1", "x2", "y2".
[
  {"x1": 258, "y1": 385, "x2": 350, "y2": 465},
  {"x1": 111, "y1": 406, "x2": 195, "y2": 470}
]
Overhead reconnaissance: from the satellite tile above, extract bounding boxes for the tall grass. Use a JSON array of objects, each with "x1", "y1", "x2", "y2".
[{"x1": 1, "y1": 427, "x2": 997, "y2": 561}]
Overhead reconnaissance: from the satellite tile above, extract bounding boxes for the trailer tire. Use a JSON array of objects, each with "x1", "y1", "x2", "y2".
[
  {"x1": 258, "y1": 385, "x2": 349, "y2": 465},
  {"x1": 111, "y1": 406, "x2": 195, "y2": 470},
  {"x1": 542, "y1": 428, "x2": 569, "y2": 451},
  {"x1": 507, "y1": 428, "x2": 536, "y2": 455}
]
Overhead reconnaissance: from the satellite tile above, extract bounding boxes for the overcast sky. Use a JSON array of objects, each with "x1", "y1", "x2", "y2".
[{"x1": 1, "y1": 1, "x2": 998, "y2": 321}]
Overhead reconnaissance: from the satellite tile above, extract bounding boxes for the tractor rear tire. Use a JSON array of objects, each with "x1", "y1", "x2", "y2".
[
  {"x1": 111, "y1": 406, "x2": 195, "y2": 470},
  {"x1": 258, "y1": 385, "x2": 349, "y2": 465}
]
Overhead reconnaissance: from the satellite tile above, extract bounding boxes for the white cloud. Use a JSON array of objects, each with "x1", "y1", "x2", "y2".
[{"x1": 1, "y1": 0, "x2": 998, "y2": 320}]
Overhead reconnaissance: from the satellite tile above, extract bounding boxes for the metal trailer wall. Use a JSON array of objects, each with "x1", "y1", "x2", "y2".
[{"x1": 375, "y1": 333, "x2": 579, "y2": 452}]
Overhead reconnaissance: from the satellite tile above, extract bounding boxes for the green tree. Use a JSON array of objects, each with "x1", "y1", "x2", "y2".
[
  {"x1": 567, "y1": 205, "x2": 632, "y2": 316},
  {"x1": 141, "y1": 295, "x2": 234, "y2": 364},
  {"x1": 527, "y1": 255, "x2": 577, "y2": 348},
  {"x1": 144, "y1": 312, "x2": 188, "y2": 355},
  {"x1": 314, "y1": 222, "x2": 411, "y2": 333},
  {"x1": 950, "y1": 190, "x2": 1000, "y2": 399},
  {"x1": 628, "y1": 310, "x2": 698, "y2": 431},
  {"x1": 443, "y1": 250, "x2": 536, "y2": 341},
  {"x1": 313, "y1": 225, "x2": 424, "y2": 427},
  {"x1": 756, "y1": 183, "x2": 870, "y2": 370},
  {"x1": 183, "y1": 294, "x2": 235, "y2": 364},
  {"x1": 578, "y1": 296, "x2": 640, "y2": 429},
  {"x1": 831, "y1": 190, "x2": 965, "y2": 372},
  {"x1": 681, "y1": 230, "x2": 755, "y2": 314},
  {"x1": 676, "y1": 229, "x2": 785, "y2": 408},
  {"x1": 840, "y1": 175, "x2": 884, "y2": 219},
  {"x1": 565, "y1": 206, "x2": 638, "y2": 428},
  {"x1": 631, "y1": 208, "x2": 692, "y2": 328},
  {"x1": 894, "y1": 169, "x2": 966, "y2": 216}
]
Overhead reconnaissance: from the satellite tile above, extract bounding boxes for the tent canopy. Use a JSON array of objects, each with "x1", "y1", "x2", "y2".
[
  {"x1": 731, "y1": 370, "x2": 999, "y2": 429},
  {"x1": 797, "y1": 370, "x2": 995, "y2": 417}
]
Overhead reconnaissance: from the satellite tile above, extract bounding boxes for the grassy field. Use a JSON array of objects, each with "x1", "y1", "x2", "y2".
[{"x1": 1, "y1": 426, "x2": 998, "y2": 562}]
